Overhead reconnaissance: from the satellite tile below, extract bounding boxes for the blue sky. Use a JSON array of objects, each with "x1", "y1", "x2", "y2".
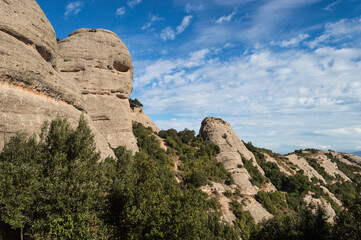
[{"x1": 36, "y1": 0, "x2": 361, "y2": 154}]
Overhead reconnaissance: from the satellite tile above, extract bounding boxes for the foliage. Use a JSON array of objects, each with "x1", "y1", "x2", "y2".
[
  {"x1": 255, "y1": 191, "x2": 288, "y2": 215},
  {"x1": 158, "y1": 128, "x2": 231, "y2": 186},
  {"x1": 0, "y1": 116, "x2": 109, "y2": 239},
  {"x1": 129, "y1": 98, "x2": 144, "y2": 108},
  {"x1": 106, "y1": 122, "x2": 239, "y2": 239},
  {"x1": 333, "y1": 197, "x2": 361, "y2": 240},
  {"x1": 305, "y1": 157, "x2": 334, "y2": 183},
  {"x1": 242, "y1": 157, "x2": 266, "y2": 187},
  {"x1": 251, "y1": 208, "x2": 332, "y2": 240},
  {"x1": 230, "y1": 201, "x2": 255, "y2": 240}
]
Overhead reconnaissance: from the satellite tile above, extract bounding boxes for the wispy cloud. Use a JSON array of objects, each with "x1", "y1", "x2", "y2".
[
  {"x1": 324, "y1": 0, "x2": 343, "y2": 11},
  {"x1": 160, "y1": 15, "x2": 193, "y2": 41},
  {"x1": 185, "y1": 3, "x2": 205, "y2": 13},
  {"x1": 134, "y1": 20, "x2": 361, "y2": 152},
  {"x1": 216, "y1": 11, "x2": 236, "y2": 23},
  {"x1": 64, "y1": 1, "x2": 83, "y2": 18},
  {"x1": 176, "y1": 15, "x2": 193, "y2": 34},
  {"x1": 141, "y1": 14, "x2": 164, "y2": 31},
  {"x1": 246, "y1": 0, "x2": 321, "y2": 39},
  {"x1": 127, "y1": 0, "x2": 142, "y2": 9},
  {"x1": 308, "y1": 16, "x2": 361, "y2": 48},
  {"x1": 160, "y1": 27, "x2": 175, "y2": 41},
  {"x1": 277, "y1": 34, "x2": 310, "y2": 47},
  {"x1": 115, "y1": 7, "x2": 125, "y2": 17}
]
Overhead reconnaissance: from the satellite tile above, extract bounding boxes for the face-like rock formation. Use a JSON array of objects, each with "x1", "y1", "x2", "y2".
[
  {"x1": 0, "y1": 0, "x2": 149, "y2": 157},
  {"x1": 57, "y1": 28, "x2": 133, "y2": 97},
  {"x1": 57, "y1": 29, "x2": 138, "y2": 152}
]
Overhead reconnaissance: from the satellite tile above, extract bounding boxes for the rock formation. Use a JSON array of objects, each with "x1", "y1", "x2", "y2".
[
  {"x1": 200, "y1": 117, "x2": 265, "y2": 195},
  {"x1": 131, "y1": 106, "x2": 160, "y2": 132},
  {"x1": 200, "y1": 117, "x2": 273, "y2": 223},
  {"x1": 57, "y1": 28, "x2": 138, "y2": 152},
  {"x1": 303, "y1": 192, "x2": 336, "y2": 223},
  {"x1": 0, "y1": 0, "x2": 156, "y2": 157}
]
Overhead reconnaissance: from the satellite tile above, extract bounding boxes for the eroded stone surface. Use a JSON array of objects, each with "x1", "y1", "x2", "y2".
[
  {"x1": 0, "y1": 0, "x2": 57, "y2": 66},
  {"x1": 286, "y1": 154, "x2": 326, "y2": 182},
  {"x1": 200, "y1": 117, "x2": 263, "y2": 195},
  {"x1": 57, "y1": 28, "x2": 138, "y2": 152},
  {"x1": 0, "y1": 84, "x2": 114, "y2": 159},
  {"x1": 57, "y1": 28, "x2": 133, "y2": 98},
  {"x1": 240, "y1": 196, "x2": 272, "y2": 223},
  {"x1": 0, "y1": 31, "x2": 84, "y2": 109}
]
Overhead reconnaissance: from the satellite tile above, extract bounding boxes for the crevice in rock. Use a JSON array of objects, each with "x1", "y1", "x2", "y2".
[
  {"x1": 35, "y1": 45, "x2": 52, "y2": 62},
  {"x1": 60, "y1": 68, "x2": 84, "y2": 73},
  {"x1": 0, "y1": 29, "x2": 53, "y2": 64},
  {"x1": 91, "y1": 115, "x2": 110, "y2": 122},
  {"x1": 113, "y1": 61, "x2": 130, "y2": 72}
]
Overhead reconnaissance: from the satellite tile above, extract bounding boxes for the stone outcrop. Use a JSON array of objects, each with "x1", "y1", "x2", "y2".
[
  {"x1": 286, "y1": 154, "x2": 327, "y2": 182},
  {"x1": 0, "y1": 0, "x2": 154, "y2": 157},
  {"x1": 200, "y1": 117, "x2": 265, "y2": 195},
  {"x1": 240, "y1": 196, "x2": 273, "y2": 223},
  {"x1": 0, "y1": 0, "x2": 57, "y2": 66},
  {"x1": 303, "y1": 192, "x2": 336, "y2": 223},
  {"x1": 131, "y1": 106, "x2": 160, "y2": 132},
  {"x1": 0, "y1": 83, "x2": 114, "y2": 158},
  {"x1": 57, "y1": 28, "x2": 138, "y2": 152}
]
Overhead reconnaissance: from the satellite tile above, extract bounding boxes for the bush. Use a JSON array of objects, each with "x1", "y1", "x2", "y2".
[{"x1": 129, "y1": 98, "x2": 144, "y2": 108}]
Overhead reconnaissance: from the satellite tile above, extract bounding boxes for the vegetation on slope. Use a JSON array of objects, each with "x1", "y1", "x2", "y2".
[{"x1": 0, "y1": 118, "x2": 361, "y2": 239}]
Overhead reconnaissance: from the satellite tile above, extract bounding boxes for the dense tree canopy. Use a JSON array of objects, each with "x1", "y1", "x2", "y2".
[{"x1": 0, "y1": 119, "x2": 360, "y2": 239}]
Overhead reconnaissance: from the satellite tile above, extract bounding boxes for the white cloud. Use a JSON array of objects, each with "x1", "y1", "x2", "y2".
[
  {"x1": 216, "y1": 11, "x2": 236, "y2": 23},
  {"x1": 308, "y1": 16, "x2": 361, "y2": 48},
  {"x1": 246, "y1": 0, "x2": 321, "y2": 39},
  {"x1": 176, "y1": 15, "x2": 193, "y2": 34},
  {"x1": 159, "y1": 15, "x2": 193, "y2": 41},
  {"x1": 324, "y1": 0, "x2": 343, "y2": 11},
  {"x1": 160, "y1": 27, "x2": 175, "y2": 41},
  {"x1": 155, "y1": 118, "x2": 202, "y2": 131},
  {"x1": 141, "y1": 14, "x2": 164, "y2": 31},
  {"x1": 127, "y1": 0, "x2": 142, "y2": 9},
  {"x1": 115, "y1": 7, "x2": 125, "y2": 17},
  {"x1": 355, "y1": 146, "x2": 361, "y2": 150},
  {"x1": 64, "y1": 1, "x2": 83, "y2": 18},
  {"x1": 186, "y1": 3, "x2": 205, "y2": 13},
  {"x1": 134, "y1": 38, "x2": 361, "y2": 152},
  {"x1": 279, "y1": 34, "x2": 310, "y2": 47}
]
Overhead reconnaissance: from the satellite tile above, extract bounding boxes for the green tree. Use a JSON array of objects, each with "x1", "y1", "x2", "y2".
[{"x1": 0, "y1": 116, "x2": 110, "y2": 239}]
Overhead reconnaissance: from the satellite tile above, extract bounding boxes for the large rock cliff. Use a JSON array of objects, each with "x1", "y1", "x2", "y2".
[
  {"x1": 0, "y1": 0, "x2": 154, "y2": 157},
  {"x1": 57, "y1": 28, "x2": 138, "y2": 152}
]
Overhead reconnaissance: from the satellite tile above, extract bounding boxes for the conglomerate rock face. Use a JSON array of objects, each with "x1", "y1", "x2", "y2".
[
  {"x1": 57, "y1": 28, "x2": 138, "y2": 152},
  {"x1": 200, "y1": 117, "x2": 264, "y2": 195},
  {"x1": 0, "y1": 0, "x2": 57, "y2": 66},
  {"x1": 0, "y1": 0, "x2": 147, "y2": 156}
]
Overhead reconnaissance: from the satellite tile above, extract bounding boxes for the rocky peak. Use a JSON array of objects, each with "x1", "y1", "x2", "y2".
[
  {"x1": 57, "y1": 28, "x2": 133, "y2": 99},
  {"x1": 200, "y1": 117, "x2": 266, "y2": 194},
  {"x1": 57, "y1": 28, "x2": 138, "y2": 152}
]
